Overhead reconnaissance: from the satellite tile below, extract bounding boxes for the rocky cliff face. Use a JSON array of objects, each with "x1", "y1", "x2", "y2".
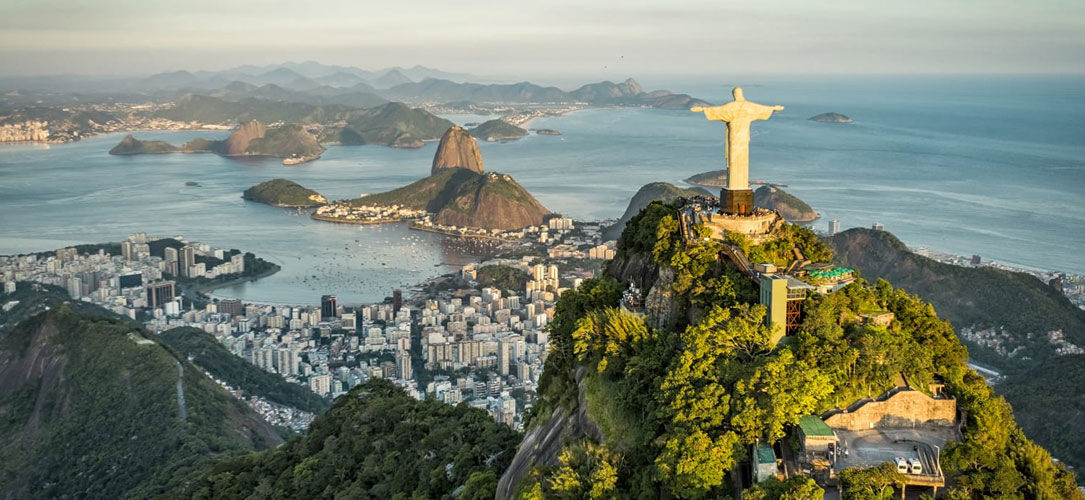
[
  {"x1": 431, "y1": 125, "x2": 484, "y2": 175},
  {"x1": 220, "y1": 119, "x2": 268, "y2": 156},
  {"x1": 496, "y1": 367, "x2": 603, "y2": 500}
]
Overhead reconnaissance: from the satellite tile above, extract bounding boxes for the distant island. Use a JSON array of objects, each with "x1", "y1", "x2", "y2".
[
  {"x1": 810, "y1": 112, "x2": 853, "y2": 123},
  {"x1": 468, "y1": 119, "x2": 527, "y2": 142},
  {"x1": 243, "y1": 179, "x2": 327, "y2": 208},
  {"x1": 683, "y1": 168, "x2": 728, "y2": 188},
  {"x1": 109, "y1": 119, "x2": 325, "y2": 164},
  {"x1": 535, "y1": 128, "x2": 561, "y2": 136}
]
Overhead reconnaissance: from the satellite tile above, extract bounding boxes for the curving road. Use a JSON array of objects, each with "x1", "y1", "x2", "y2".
[{"x1": 174, "y1": 359, "x2": 188, "y2": 424}]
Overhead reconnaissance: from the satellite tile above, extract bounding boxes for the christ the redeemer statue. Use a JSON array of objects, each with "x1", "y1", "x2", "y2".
[{"x1": 691, "y1": 87, "x2": 783, "y2": 216}]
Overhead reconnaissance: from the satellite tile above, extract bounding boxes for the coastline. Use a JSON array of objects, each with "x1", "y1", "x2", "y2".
[
  {"x1": 192, "y1": 265, "x2": 282, "y2": 294},
  {"x1": 309, "y1": 212, "x2": 408, "y2": 225},
  {"x1": 407, "y1": 222, "x2": 508, "y2": 241}
]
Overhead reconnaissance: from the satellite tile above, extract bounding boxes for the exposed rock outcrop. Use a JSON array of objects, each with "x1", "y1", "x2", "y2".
[
  {"x1": 431, "y1": 125, "x2": 484, "y2": 175},
  {"x1": 496, "y1": 367, "x2": 603, "y2": 500},
  {"x1": 220, "y1": 119, "x2": 268, "y2": 156}
]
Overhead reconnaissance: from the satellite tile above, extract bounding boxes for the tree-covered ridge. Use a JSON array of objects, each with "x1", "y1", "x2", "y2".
[
  {"x1": 997, "y1": 353, "x2": 1085, "y2": 481},
  {"x1": 516, "y1": 202, "x2": 1081, "y2": 499},
  {"x1": 242, "y1": 178, "x2": 327, "y2": 208},
  {"x1": 831, "y1": 228, "x2": 1085, "y2": 369},
  {"x1": 468, "y1": 119, "x2": 528, "y2": 141},
  {"x1": 179, "y1": 378, "x2": 520, "y2": 499},
  {"x1": 0, "y1": 303, "x2": 281, "y2": 499},
  {"x1": 158, "y1": 327, "x2": 330, "y2": 414}
]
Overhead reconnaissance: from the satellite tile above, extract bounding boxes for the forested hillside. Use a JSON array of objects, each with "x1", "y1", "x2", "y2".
[
  {"x1": 503, "y1": 201, "x2": 1081, "y2": 499},
  {"x1": 0, "y1": 297, "x2": 281, "y2": 499},
  {"x1": 179, "y1": 379, "x2": 520, "y2": 499}
]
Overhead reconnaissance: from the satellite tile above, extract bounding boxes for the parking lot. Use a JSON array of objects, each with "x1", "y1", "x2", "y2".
[{"x1": 833, "y1": 427, "x2": 956, "y2": 480}]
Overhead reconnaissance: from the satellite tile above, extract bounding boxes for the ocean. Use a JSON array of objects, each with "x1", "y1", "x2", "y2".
[{"x1": 0, "y1": 75, "x2": 1081, "y2": 304}]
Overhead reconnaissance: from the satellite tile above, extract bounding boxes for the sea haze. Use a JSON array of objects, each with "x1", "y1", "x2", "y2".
[{"x1": 0, "y1": 75, "x2": 1081, "y2": 304}]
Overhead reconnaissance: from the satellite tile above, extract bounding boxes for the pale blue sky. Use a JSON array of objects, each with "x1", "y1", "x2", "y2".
[{"x1": 1, "y1": 0, "x2": 1083, "y2": 78}]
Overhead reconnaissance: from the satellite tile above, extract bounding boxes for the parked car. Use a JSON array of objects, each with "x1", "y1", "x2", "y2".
[
  {"x1": 895, "y1": 457, "x2": 909, "y2": 474},
  {"x1": 909, "y1": 457, "x2": 923, "y2": 475}
]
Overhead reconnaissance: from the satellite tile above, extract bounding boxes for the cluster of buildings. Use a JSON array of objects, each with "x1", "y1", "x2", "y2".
[
  {"x1": 312, "y1": 203, "x2": 427, "y2": 224},
  {"x1": 141, "y1": 255, "x2": 573, "y2": 430},
  {"x1": 1, "y1": 217, "x2": 619, "y2": 433},
  {"x1": 0, "y1": 101, "x2": 234, "y2": 145},
  {"x1": 0, "y1": 233, "x2": 246, "y2": 320},
  {"x1": 211, "y1": 375, "x2": 316, "y2": 431},
  {"x1": 958, "y1": 325, "x2": 1084, "y2": 359}
]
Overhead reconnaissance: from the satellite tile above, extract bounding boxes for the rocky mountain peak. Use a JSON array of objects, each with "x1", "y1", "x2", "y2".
[{"x1": 431, "y1": 125, "x2": 484, "y2": 175}]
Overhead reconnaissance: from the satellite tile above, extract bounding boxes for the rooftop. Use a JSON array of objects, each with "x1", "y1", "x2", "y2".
[
  {"x1": 804, "y1": 265, "x2": 854, "y2": 279},
  {"x1": 798, "y1": 415, "x2": 835, "y2": 437},
  {"x1": 756, "y1": 443, "x2": 776, "y2": 464}
]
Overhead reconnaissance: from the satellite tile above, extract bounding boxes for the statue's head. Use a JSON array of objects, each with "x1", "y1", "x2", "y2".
[{"x1": 733, "y1": 87, "x2": 745, "y2": 101}]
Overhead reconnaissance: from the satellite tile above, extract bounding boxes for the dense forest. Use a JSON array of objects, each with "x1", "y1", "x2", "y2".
[
  {"x1": 159, "y1": 327, "x2": 330, "y2": 414},
  {"x1": 178, "y1": 379, "x2": 520, "y2": 499},
  {"x1": 515, "y1": 201, "x2": 1081, "y2": 499},
  {"x1": 476, "y1": 264, "x2": 533, "y2": 295},
  {"x1": 830, "y1": 228, "x2": 1085, "y2": 369}
]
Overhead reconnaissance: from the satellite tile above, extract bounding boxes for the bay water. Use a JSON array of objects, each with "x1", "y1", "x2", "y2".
[{"x1": 1, "y1": 75, "x2": 1081, "y2": 304}]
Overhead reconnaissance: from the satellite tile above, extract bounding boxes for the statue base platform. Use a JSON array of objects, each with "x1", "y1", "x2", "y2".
[
  {"x1": 721, "y1": 188, "x2": 754, "y2": 216},
  {"x1": 701, "y1": 208, "x2": 783, "y2": 245}
]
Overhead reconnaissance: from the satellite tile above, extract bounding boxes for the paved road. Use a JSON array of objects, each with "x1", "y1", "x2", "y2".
[{"x1": 174, "y1": 359, "x2": 187, "y2": 424}]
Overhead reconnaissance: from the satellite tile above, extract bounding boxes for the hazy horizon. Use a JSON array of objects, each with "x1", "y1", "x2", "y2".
[{"x1": 2, "y1": 0, "x2": 1083, "y2": 80}]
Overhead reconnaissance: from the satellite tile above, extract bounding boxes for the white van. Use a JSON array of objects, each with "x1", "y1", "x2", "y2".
[
  {"x1": 895, "y1": 457, "x2": 908, "y2": 473},
  {"x1": 909, "y1": 457, "x2": 923, "y2": 475}
]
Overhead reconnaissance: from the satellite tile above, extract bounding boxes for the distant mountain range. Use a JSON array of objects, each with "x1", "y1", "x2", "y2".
[{"x1": 138, "y1": 62, "x2": 475, "y2": 92}]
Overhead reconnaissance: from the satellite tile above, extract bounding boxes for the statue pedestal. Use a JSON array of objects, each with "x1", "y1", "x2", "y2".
[
  {"x1": 721, "y1": 188, "x2": 754, "y2": 216},
  {"x1": 702, "y1": 209, "x2": 782, "y2": 245}
]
